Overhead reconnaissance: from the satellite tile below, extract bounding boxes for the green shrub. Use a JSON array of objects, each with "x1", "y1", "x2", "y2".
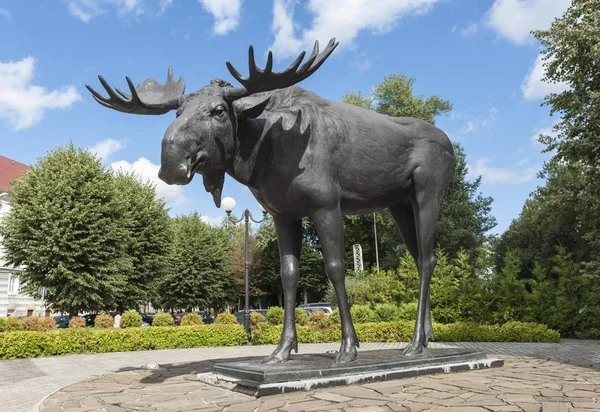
[
  {"x1": 0, "y1": 324, "x2": 248, "y2": 360},
  {"x1": 120, "y1": 311, "x2": 142, "y2": 328},
  {"x1": 181, "y1": 313, "x2": 203, "y2": 326},
  {"x1": 252, "y1": 321, "x2": 560, "y2": 345},
  {"x1": 295, "y1": 308, "x2": 308, "y2": 325},
  {"x1": 152, "y1": 313, "x2": 174, "y2": 327},
  {"x1": 94, "y1": 313, "x2": 114, "y2": 329},
  {"x1": 374, "y1": 303, "x2": 401, "y2": 322},
  {"x1": 266, "y1": 307, "x2": 284, "y2": 325},
  {"x1": 22, "y1": 317, "x2": 56, "y2": 332},
  {"x1": 5, "y1": 317, "x2": 22, "y2": 331},
  {"x1": 215, "y1": 312, "x2": 237, "y2": 325},
  {"x1": 308, "y1": 310, "x2": 330, "y2": 330},
  {"x1": 350, "y1": 305, "x2": 378, "y2": 323},
  {"x1": 0, "y1": 318, "x2": 5, "y2": 332},
  {"x1": 398, "y1": 301, "x2": 418, "y2": 321},
  {"x1": 330, "y1": 308, "x2": 340, "y2": 324},
  {"x1": 250, "y1": 312, "x2": 265, "y2": 328},
  {"x1": 68, "y1": 316, "x2": 86, "y2": 329}
]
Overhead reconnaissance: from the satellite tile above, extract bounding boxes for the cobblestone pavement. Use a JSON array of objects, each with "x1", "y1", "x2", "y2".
[{"x1": 1, "y1": 340, "x2": 598, "y2": 412}]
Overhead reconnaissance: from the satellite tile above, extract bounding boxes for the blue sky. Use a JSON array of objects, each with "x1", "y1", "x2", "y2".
[{"x1": 0, "y1": 0, "x2": 570, "y2": 234}]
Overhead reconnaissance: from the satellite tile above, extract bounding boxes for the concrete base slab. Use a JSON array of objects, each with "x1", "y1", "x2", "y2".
[{"x1": 197, "y1": 348, "x2": 504, "y2": 397}]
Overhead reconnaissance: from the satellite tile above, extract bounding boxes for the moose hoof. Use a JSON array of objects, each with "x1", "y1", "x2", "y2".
[
  {"x1": 261, "y1": 353, "x2": 289, "y2": 364},
  {"x1": 402, "y1": 342, "x2": 425, "y2": 357},
  {"x1": 335, "y1": 348, "x2": 357, "y2": 363}
]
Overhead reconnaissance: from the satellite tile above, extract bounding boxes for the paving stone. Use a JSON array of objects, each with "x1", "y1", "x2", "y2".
[
  {"x1": 259, "y1": 398, "x2": 286, "y2": 411},
  {"x1": 223, "y1": 399, "x2": 261, "y2": 411},
  {"x1": 312, "y1": 392, "x2": 354, "y2": 402},
  {"x1": 405, "y1": 402, "x2": 434, "y2": 412},
  {"x1": 348, "y1": 398, "x2": 388, "y2": 406},
  {"x1": 541, "y1": 402, "x2": 569, "y2": 412},
  {"x1": 571, "y1": 402, "x2": 600, "y2": 409},
  {"x1": 281, "y1": 399, "x2": 332, "y2": 411},
  {"x1": 515, "y1": 403, "x2": 542, "y2": 412},
  {"x1": 386, "y1": 403, "x2": 409, "y2": 412}
]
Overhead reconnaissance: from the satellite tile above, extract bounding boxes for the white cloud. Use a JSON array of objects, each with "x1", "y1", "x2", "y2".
[
  {"x1": 198, "y1": 0, "x2": 241, "y2": 35},
  {"x1": 0, "y1": 8, "x2": 11, "y2": 19},
  {"x1": 110, "y1": 157, "x2": 187, "y2": 205},
  {"x1": 468, "y1": 158, "x2": 538, "y2": 184},
  {"x1": 0, "y1": 57, "x2": 81, "y2": 131},
  {"x1": 352, "y1": 53, "x2": 372, "y2": 73},
  {"x1": 159, "y1": 0, "x2": 173, "y2": 14},
  {"x1": 522, "y1": 54, "x2": 569, "y2": 100},
  {"x1": 200, "y1": 215, "x2": 224, "y2": 226},
  {"x1": 89, "y1": 139, "x2": 125, "y2": 162},
  {"x1": 455, "y1": 106, "x2": 498, "y2": 135},
  {"x1": 459, "y1": 23, "x2": 478, "y2": 36},
  {"x1": 64, "y1": 0, "x2": 144, "y2": 23},
  {"x1": 485, "y1": 0, "x2": 570, "y2": 46},
  {"x1": 270, "y1": 0, "x2": 442, "y2": 58},
  {"x1": 531, "y1": 119, "x2": 560, "y2": 147}
]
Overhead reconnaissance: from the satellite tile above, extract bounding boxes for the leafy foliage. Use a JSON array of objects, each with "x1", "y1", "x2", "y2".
[
  {"x1": 0, "y1": 325, "x2": 248, "y2": 359},
  {"x1": 68, "y1": 316, "x2": 86, "y2": 329},
  {"x1": 120, "y1": 311, "x2": 142, "y2": 328},
  {"x1": 307, "y1": 310, "x2": 331, "y2": 330},
  {"x1": 21, "y1": 317, "x2": 56, "y2": 332},
  {"x1": 215, "y1": 312, "x2": 237, "y2": 325},
  {"x1": 295, "y1": 308, "x2": 308, "y2": 325},
  {"x1": 181, "y1": 313, "x2": 203, "y2": 326},
  {"x1": 152, "y1": 313, "x2": 175, "y2": 327},
  {"x1": 94, "y1": 313, "x2": 114, "y2": 329},
  {"x1": 266, "y1": 306, "x2": 284, "y2": 325}
]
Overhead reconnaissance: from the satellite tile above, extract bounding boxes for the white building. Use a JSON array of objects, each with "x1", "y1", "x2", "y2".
[{"x1": 0, "y1": 155, "x2": 46, "y2": 318}]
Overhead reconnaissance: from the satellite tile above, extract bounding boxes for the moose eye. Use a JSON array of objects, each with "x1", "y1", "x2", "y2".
[{"x1": 212, "y1": 105, "x2": 226, "y2": 116}]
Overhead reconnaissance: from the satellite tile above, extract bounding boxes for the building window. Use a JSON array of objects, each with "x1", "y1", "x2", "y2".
[
  {"x1": 8, "y1": 274, "x2": 19, "y2": 295},
  {"x1": 7, "y1": 309, "x2": 15, "y2": 317},
  {"x1": 27, "y1": 309, "x2": 34, "y2": 317}
]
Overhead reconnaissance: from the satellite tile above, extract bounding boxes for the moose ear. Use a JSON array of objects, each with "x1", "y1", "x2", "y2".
[{"x1": 233, "y1": 95, "x2": 271, "y2": 120}]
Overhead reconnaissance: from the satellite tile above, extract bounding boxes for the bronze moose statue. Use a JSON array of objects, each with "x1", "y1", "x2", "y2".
[{"x1": 87, "y1": 38, "x2": 454, "y2": 364}]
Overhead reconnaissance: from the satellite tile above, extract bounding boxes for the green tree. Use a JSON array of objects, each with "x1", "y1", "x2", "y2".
[
  {"x1": 492, "y1": 251, "x2": 528, "y2": 322},
  {"x1": 533, "y1": 0, "x2": 600, "y2": 261},
  {"x1": 111, "y1": 172, "x2": 171, "y2": 310},
  {"x1": 156, "y1": 212, "x2": 234, "y2": 312},
  {"x1": 0, "y1": 144, "x2": 130, "y2": 315},
  {"x1": 342, "y1": 74, "x2": 495, "y2": 268}
]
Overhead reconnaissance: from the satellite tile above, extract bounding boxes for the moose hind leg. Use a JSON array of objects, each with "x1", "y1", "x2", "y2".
[
  {"x1": 262, "y1": 218, "x2": 302, "y2": 364},
  {"x1": 389, "y1": 202, "x2": 434, "y2": 345},
  {"x1": 310, "y1": 208, "x2": 359, "y2": 363},
  {"x1": 403, "y1": 168, "x2": 445, "y2": 356}
]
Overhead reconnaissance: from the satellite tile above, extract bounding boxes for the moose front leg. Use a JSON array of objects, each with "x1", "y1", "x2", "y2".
[
  {"x1": 311, "y1": 208, "x2": 359, "y2": 363},
  {"x1": 262, "y1": 217, "x2": 302, "y2": 364}
]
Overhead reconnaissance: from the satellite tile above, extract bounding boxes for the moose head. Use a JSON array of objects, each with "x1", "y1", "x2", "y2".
[{"x1": 86, "y1": 39, "x2": 338, "y2": 207}]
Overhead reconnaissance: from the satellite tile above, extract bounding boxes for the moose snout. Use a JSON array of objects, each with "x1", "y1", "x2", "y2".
[{"x1": 158, "y1": 163, "x2": 190, "y2": 185}]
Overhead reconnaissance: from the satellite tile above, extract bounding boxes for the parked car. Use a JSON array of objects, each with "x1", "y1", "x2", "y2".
[
  {"x1": 196, "y1": 311, "x2": 214, "y2": 324},
  {"x1": 172, "y1": 312, "x2": 185, "y2": 325},
  {"x1": 82, "y1": 314, "x2": 97, "y2": 327},
  {"x1": 298, "y1": 302, "x2": 332, "y2": 309},
  {"x1": 234, "y1": 309, "x2": 268, "y2": 325},
  {"x1": 141, "y1": 313, "x2": 155, "y2": 327},
  {"x1": 53, "y1": 315, "x2": 70, "y2": 328},
  {"x1": 298, "y1": 302, "x2": 333, "y2": 316}
]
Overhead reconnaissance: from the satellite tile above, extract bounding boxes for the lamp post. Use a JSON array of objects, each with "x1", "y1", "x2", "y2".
[{"x1": 221, "y1": 197, "x2": 267, "y2": 339}]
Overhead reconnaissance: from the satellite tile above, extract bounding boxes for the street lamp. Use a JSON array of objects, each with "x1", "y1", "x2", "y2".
[{"x1": 221, "y1": 197, "x2": 267, "y2": 339}]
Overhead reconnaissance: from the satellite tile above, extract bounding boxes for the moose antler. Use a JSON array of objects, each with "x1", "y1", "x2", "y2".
[
  {"x1": 86, "y1": 67, "x2": 185, "y2": 115},
  {"x1": 224, "y1": 38, "x2": 339, "y2": 100}
]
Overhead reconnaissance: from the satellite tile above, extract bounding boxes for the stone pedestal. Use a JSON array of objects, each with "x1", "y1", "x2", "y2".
[{"x1": 197, "y1": 348, "x2": 503, "y2": 397}]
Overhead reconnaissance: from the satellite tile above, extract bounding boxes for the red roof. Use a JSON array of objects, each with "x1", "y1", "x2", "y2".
[{"x1": 0, "y1": 155, "x2": 28, "y2": 193}]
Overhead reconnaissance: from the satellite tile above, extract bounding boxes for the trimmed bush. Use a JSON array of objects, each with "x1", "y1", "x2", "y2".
[
  {"x1": 266, "y1": 307, "x2": 284, "y2": 325},
  {"x1": 181, "y1": 313, "x2": 203, "y2": 326},
  {"x1": 68, "y1": 316, "x2": 86, "y2": 329},
  {"x1": 252, "y1": 321, "x2": 560, "y2": 345},
  {"x1": 152, "y1": 313, "x2": 175, "y2": 327},
  {"x1": 120, "y1": 311, "x2": 142, "y2": 328},
  {"x1": 0, "y1": 324, "x2": 248, "y2": 360},
  {"x1": 5, "y1": 317, "x2": 22, "y2": 331},
  {"x1": 94, "y1": 313, "x2": 114, "y2": 329},
  {"x1": 398, "y1": 301, "x2": 418, "y2": 321},
  {"x1": 374, "y1": 303, "x2": 401, "y2": 322},
  {"x1": 250, "y1": 312, "x2": 265, "y2": 328},
  {"x1": 0, "y1": 317, "x2": 5, "y2": 332},
  {"x1": 350, "y1": 304, "x2": 378, "y2": 323},
  {"x1": 330, "y1": 308, "x2": 340, "y2": 324},
  {"x1": 308, "y1": 310, "x2": 330, "y2": 330},
  {"x1": 295, "y1": 308, "x2": 308, "y2": 325},
  {"x1": 215, "y1": 311, "x2": 237, "y2": 325},
  {"x1": 22, "y1": 317, "x2": 56, "y2": 332}
]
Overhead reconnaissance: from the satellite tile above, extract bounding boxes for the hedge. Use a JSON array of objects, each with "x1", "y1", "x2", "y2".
[
  {"x1": 252, "y1": 321, "x2": 560, "y2": 345},
  {"x1": 0, "y1": 324, "x2": 247, "y2": 360}
]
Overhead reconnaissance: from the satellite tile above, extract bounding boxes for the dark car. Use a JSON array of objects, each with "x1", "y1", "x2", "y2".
[
  {"x1": 53, "y1": 315, "x2": 70, "y2": 328},
  {"x1": 141, "y1": 313, "x2": 155, "y2": 326},
  {"x1": 234, "y1": 309, "x2": 268, "y2": 325},
  {"x1": 82, "y1": 314, "x2": 97, "y2": 327},
  {"x1": 197, "y1": 311, "x2": 214, "y2": 324}
]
